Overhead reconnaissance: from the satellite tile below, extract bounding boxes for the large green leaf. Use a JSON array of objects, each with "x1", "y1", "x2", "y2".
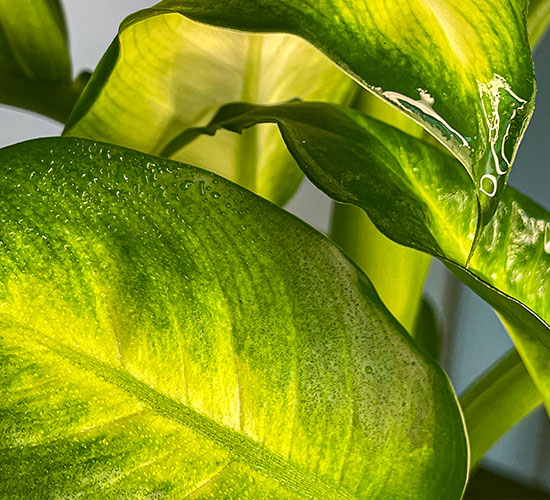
[
  {"x1": 63, "y1": 8, "x2": 355, "y2": 204},
  {"x1": 0, "y1": 138, "x2": 467, "y2": 499},
  {"x1": 0, "y1": 0, "x2": 83, "y2": 122},
  {"x1": 147, "y1": 0, "x2": 536, "y2": 222},
  {"x1": 173, "y1": 100, "x2": 550, "y2": 408}
]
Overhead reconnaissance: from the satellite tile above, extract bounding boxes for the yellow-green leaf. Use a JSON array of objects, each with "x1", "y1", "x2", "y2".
[
  {"x1": 0, "y1": 137, "x2": 467, "y2": 499},
  {"x1": 63, "y1": 8, "x2": 355, "y2": 204}
]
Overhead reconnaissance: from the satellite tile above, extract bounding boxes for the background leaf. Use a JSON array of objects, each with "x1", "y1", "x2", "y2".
[
  {"x1": 0, "y1": 137, "x2": 467, "y2": 499},
  {"x1": 0, "y1": 0, "x2": 84, "y2": 122},
  {"x1": 528, "y1": 0, "x2": 550, "y2": 49},
  {"x1": 152, "y1": 0, "x2": 536, "y2": 221},
  {"x1": 64, "y1": 8, "x2": 355, "y2": 204}
]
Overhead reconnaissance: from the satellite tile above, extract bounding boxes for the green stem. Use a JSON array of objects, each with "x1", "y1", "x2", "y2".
[
  {"x1": 0, "y1": 71, "x2": 89, "y2": 124},
  {"x1": 460, "y1": 349, "x2": 542, "y2": 468}
]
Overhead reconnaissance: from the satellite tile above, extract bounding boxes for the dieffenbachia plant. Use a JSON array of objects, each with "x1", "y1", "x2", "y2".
[
  {"x1": 0, "y1": 138, "x2": 467, "y2": 499},
  {"x1": 1, "y1": 0, "x2": 550, "y2": 498}
]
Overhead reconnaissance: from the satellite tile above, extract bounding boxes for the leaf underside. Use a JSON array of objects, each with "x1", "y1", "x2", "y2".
[
  {"x1": 64, "y1": 8, "x2": 355, "y2": 205},
  {"x1": 145, "y1": 0, "x2": 536, "y2": 222}
]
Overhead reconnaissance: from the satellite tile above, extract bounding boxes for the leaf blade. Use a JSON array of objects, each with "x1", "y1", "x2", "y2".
[
  {"x1": 0, "y1": 137, "x2": 467, "y2": 499},
  {"x1": 64, "y1": 9, "x2": 355, "y2": 204}
]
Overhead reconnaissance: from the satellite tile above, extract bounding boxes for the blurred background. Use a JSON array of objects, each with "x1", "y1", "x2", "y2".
[{"x1": 1, "y1": 1, "x2": 548, "y2": 494}]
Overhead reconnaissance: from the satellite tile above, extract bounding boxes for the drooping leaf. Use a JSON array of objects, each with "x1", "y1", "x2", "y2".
[
  {"x1": 0, "y1": 0, "x2": 83, "y2": 122},
  {"x1": 148, "y1": 0, "x2": 536, "y2": 222},
  {"x1": 63, "y1": 8, "x2": 355, "y2": 204},
  {"x1": 173, "y1": 100, "x2": 550, "y2": 410},
  {"x1": 0, "y1": 138, "x2": 467, "y2": 499}
]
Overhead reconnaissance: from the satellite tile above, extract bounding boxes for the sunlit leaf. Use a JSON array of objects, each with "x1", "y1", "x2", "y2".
[
  {"x1": 0, "y1": 137, "x2": 467, "y2": 499},
  {"x1": 175, "y1": 100, "x2": 550, "y2": 409},
  {"x1": 63, "y1": 8, "x2": 355, "y2": 204},
  {"x1": 152, "y1": 0, "x2": 536, "y2": 221}
]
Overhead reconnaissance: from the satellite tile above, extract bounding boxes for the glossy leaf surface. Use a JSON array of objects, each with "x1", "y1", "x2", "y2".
[
  {"x1": 176, "y1": 100, "x2": 550, "y2": 408},
  {"x1": 0, "y1": 138, "x2": 467, "y2": 499},
  {"x1": 0, "y1": 0, "x2": 80, "y2": 122},
  {"x1": 64, "y1": 7, "x2": 355, "y2": 204},
  {"x1": 152, "y1": 0, "x2": 536, "y2": 220}
]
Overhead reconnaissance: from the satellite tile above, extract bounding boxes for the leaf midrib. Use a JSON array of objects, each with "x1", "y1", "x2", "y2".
[{"x1": 42, "y1": 336, "x2": 358, "y2": 500}]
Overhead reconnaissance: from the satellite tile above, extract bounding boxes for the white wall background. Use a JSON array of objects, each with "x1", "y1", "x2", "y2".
[{"x1": 1, "y1": 1, "x2": 549, "y2": 490}]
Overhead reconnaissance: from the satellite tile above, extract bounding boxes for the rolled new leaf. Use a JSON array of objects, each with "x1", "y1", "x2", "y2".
[
  {"x1": 63, "y1": 7, "x2": 355, "y2": 205},
  {"x1": 171, "y1": 100, "x2": 550, "y2": 409},
  {"x1": 0, "y1": 138, "x2": 467, "y2": 499}
]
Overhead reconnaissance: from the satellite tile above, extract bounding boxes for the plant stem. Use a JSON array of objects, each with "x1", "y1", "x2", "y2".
[{"x1": 460, "y1": 349, "x2": 542, "y2": 468}]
